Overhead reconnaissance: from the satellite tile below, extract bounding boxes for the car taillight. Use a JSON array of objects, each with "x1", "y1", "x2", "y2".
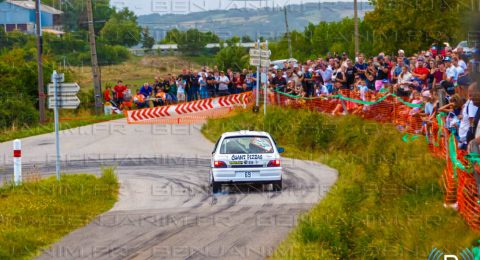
[
  {"x1": 214, "y1": 161, "x2": 227, "y2": 168},
  {"x1": 267, "y1": 159, "x2": 281, "y2": 167}
]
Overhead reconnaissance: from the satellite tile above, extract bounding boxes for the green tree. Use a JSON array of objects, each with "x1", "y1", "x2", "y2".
[
  {"x1": 364, "y1": 0, "x2": 469, "y2": 54},
  {"x1": 175, "y1": 29, "x2": 216, "y2": 55},
  {"x1": 0, "y1": 48, "x2": 55, "y2": 127},
  {"x1": 241, "y1": 35, "x2": 253, "y2": 42},
  {"x1": 100, "y1": 8, "x2": 142, "y2": 47},
  {"x1": 43, "y1": 0, "x2": 115, "y2": 33},
  {"x1": 269, "y1": 31, "x2": 313, "y2": 61},
  {"x1": 162, "y1": 28, "x2": 180, "y2": 43},
  {"x1": 142, "y1": 27, "x2": 155, "y2": 50},
  {"x1": 215, "y1": 37, "x2": 249, "y2": 71}
]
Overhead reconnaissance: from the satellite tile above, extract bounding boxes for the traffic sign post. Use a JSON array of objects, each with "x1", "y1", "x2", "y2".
[
  {"x1": 263, "y1": 41, "x2": 268, "y2": 115},
  {"x1": 249, "y1": 40, "x2": 270, "y2": 115},
  {"x1": 48, "y1": 71, "x2": 81, "y2": 180},
  {"x1": 53, "y1": 71, "x2": 61, "y2": 180}
]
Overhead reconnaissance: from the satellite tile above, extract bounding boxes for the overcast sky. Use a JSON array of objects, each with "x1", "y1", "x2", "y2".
[{"x1": 111, "y1": 0, "x2": 364, "y2": 16}]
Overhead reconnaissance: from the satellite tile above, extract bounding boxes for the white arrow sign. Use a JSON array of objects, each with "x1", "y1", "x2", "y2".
[
  {"x1": 250, "y1": 58, "x2": 260, "y2": 66},
  {"x1": 249, "y1": 49, "x2": 260, "y2": 57},
  {"x1": 250, "y1": 58, "x2": 270, "y2": 67},
  {"x1": 47, "y1": 83, "x2": 80, "y2": 96},
  {"x1": 48, "y1": 95, "x2": 80, "y2": 109},
  {"x1": 260, "y1": 50, "x2": 271, "y2": 59}
]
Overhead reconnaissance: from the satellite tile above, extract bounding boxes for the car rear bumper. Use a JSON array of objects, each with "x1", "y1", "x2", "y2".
[{"x1": 211, "y1": 167, "x2": 282, "y2": 183}]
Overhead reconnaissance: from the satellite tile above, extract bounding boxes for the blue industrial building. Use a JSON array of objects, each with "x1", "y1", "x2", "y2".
[{"x1": 0, "y1": 0, "x2": 63, "y2": 34}]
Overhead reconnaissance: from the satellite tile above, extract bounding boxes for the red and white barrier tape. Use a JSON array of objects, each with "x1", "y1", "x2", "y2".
[{"x1": 125, "y1": 92, "x2": 252, "y2": 123}]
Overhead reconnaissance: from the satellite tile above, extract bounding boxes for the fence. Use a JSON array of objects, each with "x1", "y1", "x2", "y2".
[
  {"x1": 124, "y1": 92, "x2": 254, "y2": 124},
  {"x1": 269, "y1": 89, "x2": 480, "y2": 230}
]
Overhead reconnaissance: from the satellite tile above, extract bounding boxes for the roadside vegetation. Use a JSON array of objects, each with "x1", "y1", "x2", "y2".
[
  {"x1": 71, "y1": 56, "x2": 194, "y2": 91},
  {"x1": 0, "y1": 168, "x2": 119, "y2": 259},
  {"x1": 202, "y1": 106, "x2": 479, "y2": 259},
  {"x1": 0, "y1": 113, "x2": 124, "y2": 143}
]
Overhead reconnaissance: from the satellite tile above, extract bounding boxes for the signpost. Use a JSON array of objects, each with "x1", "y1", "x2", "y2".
[
  {"x1": 48, "y1": 96, "x2": 81, "y2": 109},
  {"x1": 249, "y1": 40, "x2": 270, "y2": 115},
  {"x1": 48, "y1": 71, "x2": 81, "y2": 180}
]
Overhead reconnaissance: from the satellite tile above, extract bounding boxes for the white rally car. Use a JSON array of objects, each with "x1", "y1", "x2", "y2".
[{"x1": 210, "y1": 130, "x2": 285, "y2": 193}]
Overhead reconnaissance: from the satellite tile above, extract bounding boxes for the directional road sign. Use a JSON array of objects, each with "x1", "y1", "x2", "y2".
[
  {"x1": 250, "y1": 50, "x2": 270, "y2": 59},
  {"x1": 249, "y1": 58, "x2": 270, "y2": 67},
  {"x1": 47, "y1": 83, "x2": 80, "y2": 95},
  {"x1": 48, "y1": 95, "x2": 81, "y2": 109},
  {"x1": 260, "y1": 50, "x2": 271, "y2": 59},
  {"x1": 249, "y1": 49, "x2": 260, "y2": 57}
]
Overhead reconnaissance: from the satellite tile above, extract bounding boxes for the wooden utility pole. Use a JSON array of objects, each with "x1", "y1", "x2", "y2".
[
  {"x1": 86, "y1": 0, "x2": 102, "y2": 115},
  {"x1": 284, "y1": 7, "x2": 293, "y2": 59},
  {"x1": 354, "y1": 0, "x2": 359, "y2": 55},
  {"x1": 35, "y1": 0, "x2": 46, "y2": 124}
]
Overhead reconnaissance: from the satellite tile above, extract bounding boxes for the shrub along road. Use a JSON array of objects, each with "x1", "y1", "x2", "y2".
[{"x1": 0, "y1": 119, "x2": 337, "y2": 259}]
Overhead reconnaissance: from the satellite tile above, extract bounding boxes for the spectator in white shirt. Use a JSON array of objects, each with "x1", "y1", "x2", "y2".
[
  {"x1": 445, "y1": 57, "x2": 459, "y2": 82},
  {"x1": 217, "y1": 71, "x2": 230, "y2": 96}
]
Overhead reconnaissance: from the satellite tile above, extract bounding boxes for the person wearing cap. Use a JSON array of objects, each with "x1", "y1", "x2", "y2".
[
  {"x1": 302, "y1": 64, "x2": 315, "y2": 97},
  {"x1": 443, "y1": 56, "x2": 459, "y2": 94},
  {"x1": 420, "y1": 90, "x2": 435, "y2": 117}
]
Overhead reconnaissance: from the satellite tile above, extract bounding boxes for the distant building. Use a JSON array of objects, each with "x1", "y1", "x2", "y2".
[
  {"x1": 0, "y1": 0, "x2": 63, "y2": 34},
  {"x1": 129, "y1": 42, "x2": 257, "y2": 56}
]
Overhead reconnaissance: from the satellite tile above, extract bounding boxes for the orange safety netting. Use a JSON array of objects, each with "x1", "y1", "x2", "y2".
[{"x1": 267, "y1": 89, "x2": 480, "y2": 230}]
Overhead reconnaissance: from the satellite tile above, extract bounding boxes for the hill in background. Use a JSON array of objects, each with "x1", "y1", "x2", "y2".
[{"x1": 138, "y1": 2, "x2": 373, "y2": 41}]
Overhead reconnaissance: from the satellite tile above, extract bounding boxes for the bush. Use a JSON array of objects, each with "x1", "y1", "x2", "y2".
[
  {"x1": 0, "y1": 98, "x2": 38, "y2": 128},
  {"x1": 202, "y1": 106, "x2": 478, "y2": 259}
]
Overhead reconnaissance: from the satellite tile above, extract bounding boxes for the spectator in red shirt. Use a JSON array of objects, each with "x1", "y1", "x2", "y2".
[
  {"x1": 412, "y1": 58, "x2": 430, "y2": 91},
  {"x1": 233, "y1": 73, "x2": 245, "y2": 94},
  {"x1": 103, "y1": 86, "x2": 112, "y2": 102},
  {"x1": 113, "y1": 80, "x2": 127, "y2": 107}
]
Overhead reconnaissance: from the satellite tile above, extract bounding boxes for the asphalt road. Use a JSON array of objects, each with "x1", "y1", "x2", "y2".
[{"x1": 0, "y1": 119, "x2": 337, "y2": 260}]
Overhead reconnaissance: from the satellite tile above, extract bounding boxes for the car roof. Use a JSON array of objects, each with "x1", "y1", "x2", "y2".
[{"x1": 221, "y1": 130, "x2": 270, "y2": 138}]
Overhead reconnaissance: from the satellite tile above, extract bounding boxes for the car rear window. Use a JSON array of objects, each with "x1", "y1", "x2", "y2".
[{"x1": 219, "y1": 136, "x2": 274, "y2": 154}]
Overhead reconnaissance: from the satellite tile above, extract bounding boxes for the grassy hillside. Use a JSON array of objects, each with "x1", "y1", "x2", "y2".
[
  {"x1": 0, "y1": 168, "x2": 119, "y2": 259},
  {"x1": 70, "y1": 56, "x2": 197, "y2": 92},
  {"x1": 138, "y1": 2, "x2": 373, "y2": 40},
  {"x1": 202, "y1": 106, "x2": 479, "y2": 259}
]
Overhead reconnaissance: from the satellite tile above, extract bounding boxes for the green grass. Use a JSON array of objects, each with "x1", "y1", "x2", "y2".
[
  {"x1": 0, "y1": 168, "x2": 119, "y2": 259},
  {"x1": 184, "y1": 54, "x2": 217, "y2": 67},
  {"x1": 0, "y1": 113, "x2": 124, "y2": 143},
  {"x1": 202, "y1": 106, "x2": 480, "y2": 259}
]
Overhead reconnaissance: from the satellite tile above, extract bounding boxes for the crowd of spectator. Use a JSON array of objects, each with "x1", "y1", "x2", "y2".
[
  {"x1": 103, "y1": 45, "x2": 479, "y2": 150},
  {"x1": 266, "y1": 47, "x2": 479, "y2": 151},
  {"x1": 103, "y1": 67, "x2": 259, "y2": 111}
]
